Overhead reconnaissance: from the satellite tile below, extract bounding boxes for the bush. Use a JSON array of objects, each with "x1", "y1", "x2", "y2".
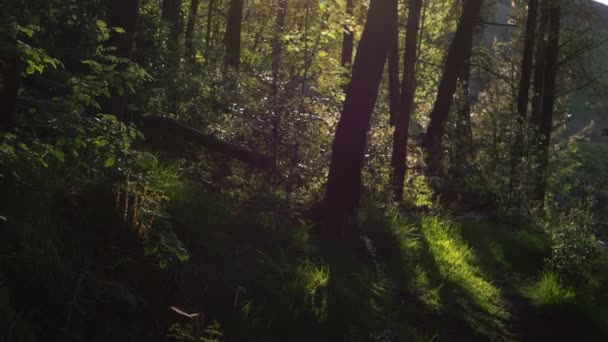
[{"x1": 530, "y1": 272, "x2": 575, "y2": 310}]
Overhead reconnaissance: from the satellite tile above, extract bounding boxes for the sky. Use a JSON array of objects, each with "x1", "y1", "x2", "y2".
[{"x1": 594, "y1": 0, "x2": 608, "y2": 6}]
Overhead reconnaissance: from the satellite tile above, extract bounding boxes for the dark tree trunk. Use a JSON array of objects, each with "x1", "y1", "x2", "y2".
[
  {"x1": 0, "y1": 57, "x2": 19, "y2": 131},
  {"x1": 421, "y1": 0, "x2": 482, "y2": 176},
  {"x1": 185, "y1": 0, "x2": 201, "y2": 63},
  {"x1": 162, "y1": 0, "x2": 182, "y2": 42},
  {"x1": 391, "y1": 0, "x2": 422, "y2": 201},
  {"x1": 530, "y1": 0, "x2": 550, "y2": 128},
  {"x1": 510, "y1": 0, "x2": 538, "y2": 204},
  {"x1": 533, "y1": 0, "x2": 561, "y2": 202},
  {"x1": 340, "y1": 0, "x2": 355, "y2": 68},
  {"x1": 225, "y1": 0, "x2": 244, "y2": 70},
  {"x1": 388, "y1": 9, "x2": 400, "y2": 126},
  {"x1": 453, "y1": 0, "x2": 475, "y2": 177},
  {"x1": 106, "y1": 0, "x2": 139, "y2": 120},
  {"x1": 516, "y1": 0, "x2": 538, "y2": 123},
  {"x1": 205, "y1": 0, "x2": 216, "y2": 60},
  {"x1": 324, "y1": 0, "x2": 396, "y2": 218},
  {"x1": 107, "y1": 0, "x2": 139, "y2": 59},
  {"x1": 270, "y1": 0, "x2": 287, "y2": 179}
]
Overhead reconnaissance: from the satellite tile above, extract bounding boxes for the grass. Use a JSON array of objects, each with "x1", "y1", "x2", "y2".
[
  {"x1": 528, "y1": 272, "x2": 575, "y2": 309},
  {"x1": 4, "y1": 162, "x2": 608, "y2": 342}
]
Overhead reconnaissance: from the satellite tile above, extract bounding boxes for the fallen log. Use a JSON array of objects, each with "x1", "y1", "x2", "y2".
[{"x1": 140, "y1": 114, "x2": 272, "y2": 169}]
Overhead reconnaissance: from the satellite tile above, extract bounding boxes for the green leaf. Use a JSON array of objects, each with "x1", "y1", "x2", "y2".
[
  {"x1": 53, "y1": 149, "x2": 65, "y2": 162},
  {"x1": 159, "y1": 259, "x2": 168, "y2": 269},
  {"x1": 104, "y1": 157, "x2": 116, "y2": 167}
]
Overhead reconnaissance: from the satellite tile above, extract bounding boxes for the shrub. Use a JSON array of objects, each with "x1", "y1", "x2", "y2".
[{"x1": 530, "y1": 272, "x2": 575, "y2": 310}]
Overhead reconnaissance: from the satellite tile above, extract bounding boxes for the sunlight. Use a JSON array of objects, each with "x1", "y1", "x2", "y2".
[{"x1": 594, "y1": 0, "x2": 608, "y2": 6}]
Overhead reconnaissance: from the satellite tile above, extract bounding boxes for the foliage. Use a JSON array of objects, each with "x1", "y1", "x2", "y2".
[{"x1": 529, "y1": 272, "x2": 576, "y2": 310}]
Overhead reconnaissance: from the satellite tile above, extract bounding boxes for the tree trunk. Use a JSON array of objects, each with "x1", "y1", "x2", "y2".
[
  {"x1": 533, "y1": 0, "x2": 561, "y2": 202},
  {"x1": 0, "y1": 57, "x2": 19, "y2": 131},
  {"x1": 510, "y1": 0, "x2": 538, "y2": 206},
  {"x1": 185, "y1": 0, "x2": 201, "y2": 63},
  {"x1": 205, "y1": 0, "x2": 216, "y2": 60},
  {"x1": 388, "y1": 8, "x2": 400, "y2": 126},
  {"x1": 324, "y1": 0, "x2": 396, "y2": 219},
  {"x1": 340, "y1": 0, "x2": 355, "y2": 68},
  {"x1": 516, "y1": 0, "x2": 538, "y2": 123},
  {"x1": 162, "y1": 0, "x2": 182, "y2": 42},
  {"x1": 106, "y1": 0, "x2": 139, "y2": 120},
  {"x1": 530, "y1": 0, "x2": 550, "y2": 128},
  {"x1": 421, "y1": 0, "x2": 482, "y2": 177},
  {"x1": 271, "y1": 0, "x2": 287, "y2": 180},
  {"x1": 225, "y1": 0, "x2": 244, "y2": 70},
  {"x1": 391, "y1": 0, "x2": 422, "y2": 201}
]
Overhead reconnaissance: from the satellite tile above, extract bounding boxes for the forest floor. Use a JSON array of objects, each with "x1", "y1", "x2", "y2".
[{"x1": 3, "y1": 182, "x2": 608, "y2": 341}]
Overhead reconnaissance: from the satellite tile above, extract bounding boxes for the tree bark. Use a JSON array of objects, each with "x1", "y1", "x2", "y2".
[
  {"x1": 185, "y1": 0, "x2": 201, "y2": 63},
  {"x1": 225, "y1": 0, "x2": 244, "y2": 70},
  {"x1": 271, "y1": 0, "x2": 287, "y2": 180},
  {"x1": 530, "y1": 0, "x2": 550, "y2": 128},
  {"x1": 533, "y1": 0, "x2": 561, "y2": 202},
  {"x1": 391, "y1": 0, "x2": 423, "y2": 201},
  {"x1": 516, "y1": 0, "x2": 538, "y2": 123},
  {"x1": 510, "y1": 0, "x2": 538, "y2": 204},
  {"x1": 106, "y1": 0, "x2": 139, "y2": 120},
  {"x1": 0, "y1": 57, "x2": 19, "y2": 131},
  {"x1": 421, "y1": 0, "x2": 482, "y2": 177},
  {"x1": 107, "y1": 0, "x2": 139, "y2": 59},
  {"x1": 325, "y1": 0, "x2": 396, "y2": 218},
  {"x1": 388, "y1": 7, "x2": 400, "y2": 126},
  {"x1": 162, "y1": 0, "x2": 182, "y2": 42},
  {"x1": 340, "y1": 0, "x2": 355, "y2": 68},
  {"x1": 205, "y1": 0, "x2": 216, "y2": 60}
]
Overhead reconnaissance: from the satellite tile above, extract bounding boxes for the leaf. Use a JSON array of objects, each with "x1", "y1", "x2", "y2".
[
  {"x1": 104, "y1": 157, "x2": 116, "y2": 167},
  {"x1": 0, "y1": 216, "x2": 6, "y2": 222},
  {"x1": 159, "y1": 259, "x2": 168, "y2": 269},
  {"x1": 53, "y1": 149, "x2": 65, "y2": 162}
]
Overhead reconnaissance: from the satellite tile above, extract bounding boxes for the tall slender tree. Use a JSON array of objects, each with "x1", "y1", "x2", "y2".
[
  {"x1": 205, "y1": 0, "x2": 216, "y2": 60},
  {"x1": 340, "y1": 0, "x2": 355, "y2": 68},
  {"x1": 185, "y1": 0, "x2": 201, "y2": 63},
  {"x1": 532, "y1": 0, "x2": 561, "y2": 202},
  {"x1": 421, "y1": 0, "x2": 482, "y2": 176},
  {"x1": 388, "y1": 7, "x2": 400, "y2": 126},
  {"x1": 0, "y1": 56, "x2": 19, "y2": 131},
  {"x1": 271, "y1": 0, "x2": 287, "y2": 180},
  {"x1": 225, "y1": 0, "x2": 244, "y2": 70},
  {"x1": 391, "y1": 0, "x2": 423, "y2": 200},
  {"x1": 162, "y1": 0, "x2": 182, "y2": 42},
  {"x1": 106, "y1": 0, "x2": 139, "y2": 120},
  {"x1": 325, "y1": 0, "x2": 397, "y2": 221},
  {"x1": 516, "y1": 0, "x2": 539, "y2": 123}
]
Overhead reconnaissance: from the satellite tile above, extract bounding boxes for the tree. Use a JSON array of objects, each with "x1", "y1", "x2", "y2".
[
  {"x1": 531, "y1": 0, "x2": 561, "y2": 202},
  {"x1": 324, "y1": 0, "x2": 397, "y2": 221},
  {"x1": 185, "y1": 0, "x2": 201, "y2": 63},
  {"x1": 340, "y1": 0, "x2": 355, "y2": 68},
  {"x1": 388, "y1": 3, "x2": 400, "y2": 125},
  {"x1": 421, "y1": 0, "x2": 482, "y2": 177},
  {"x1": 205, "y1": 0, "x2": 216, "y2": 60},
  {"x1": 271, "y1": 0, "x2": 287, "y2": 179},
  {"x1": 0, "y1": 56, "x2": 19, "y2": 131},
  {"x1": 516, "y1": 0, "x2": 539, "y2": 124},
  {"x1": 225, "y1": 0, "x2": 244, "y2": 70},
  {"x1": 106, "y1": 0, "x2": 139, "y2": 120},
  {"x1": 162, "y1": 0, "x2": 182, "y2": 43},
  {"x1": 391, "y1": 0, "x2": 423, "y2": 201}
]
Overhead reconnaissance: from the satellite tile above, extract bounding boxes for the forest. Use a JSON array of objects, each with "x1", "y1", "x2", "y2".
[{"x1": 1, "y1": 0, "x2": 608, "y2": 340}]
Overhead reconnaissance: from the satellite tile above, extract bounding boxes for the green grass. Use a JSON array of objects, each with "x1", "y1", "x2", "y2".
[{"x1": 528, "y1": 272, "x2": 575, "y2": 309}]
